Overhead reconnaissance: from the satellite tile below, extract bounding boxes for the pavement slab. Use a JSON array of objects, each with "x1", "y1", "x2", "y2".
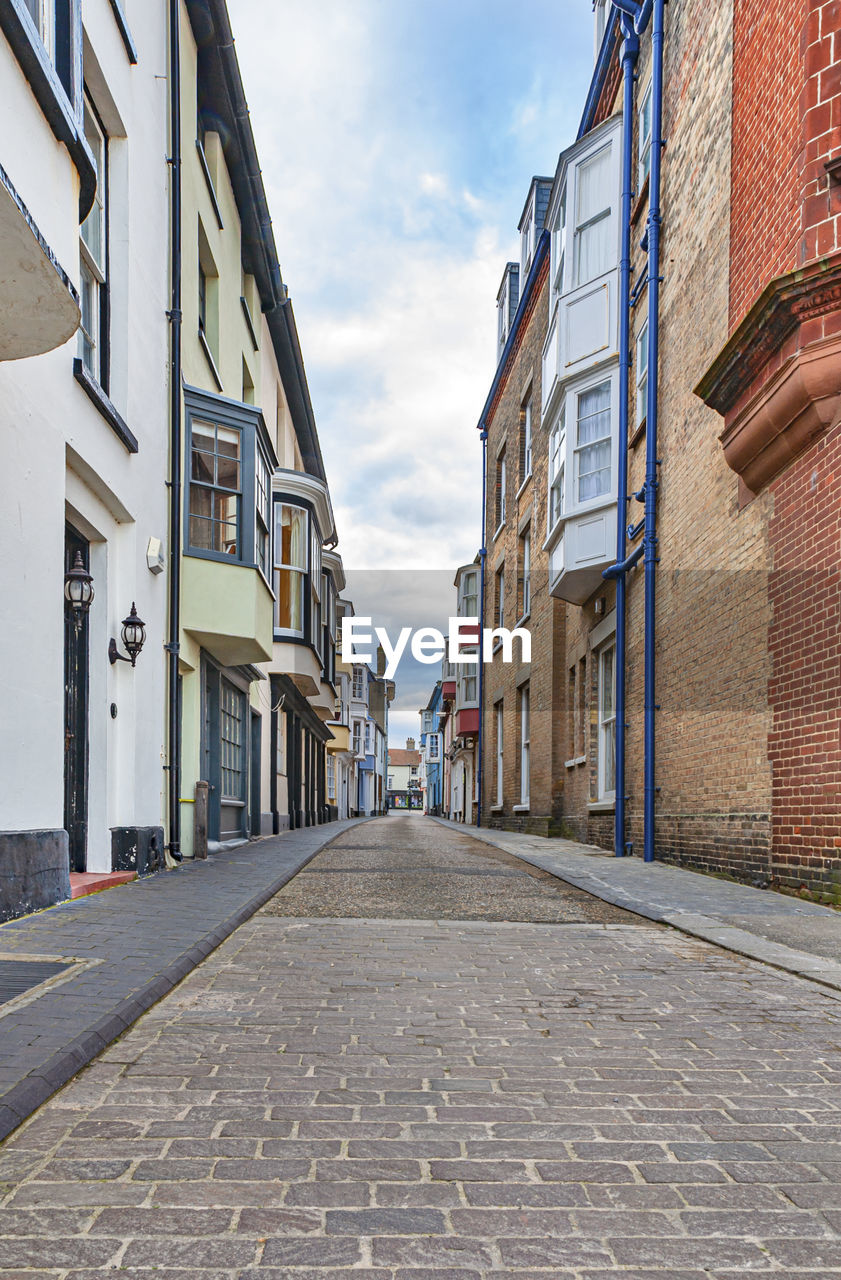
[{"x1": 432, "y1": 816, "x2": 841, "y2": 991}]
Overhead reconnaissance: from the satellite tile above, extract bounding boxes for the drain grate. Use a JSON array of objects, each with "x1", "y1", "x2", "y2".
[{"x1": 0, "y1": 960, "x2": 71, "y2": 1006}]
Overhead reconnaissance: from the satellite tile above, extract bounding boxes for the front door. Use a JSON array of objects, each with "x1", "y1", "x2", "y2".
[{"x1": 64, "y1": 526, "x2": 90, "y2": 872}]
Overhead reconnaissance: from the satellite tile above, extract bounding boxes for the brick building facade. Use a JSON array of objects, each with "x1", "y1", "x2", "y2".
[{"x1": 475, "y1": 0, "x2": 841, "y2": 890}]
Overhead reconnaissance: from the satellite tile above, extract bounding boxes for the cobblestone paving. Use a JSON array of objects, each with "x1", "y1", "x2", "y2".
[
  {"x1": 261, "y1": 814, "x2": 639, "y2": 923},
  {"x1": 3, "y1": 817, "x2": 841, "y2": 1274}
]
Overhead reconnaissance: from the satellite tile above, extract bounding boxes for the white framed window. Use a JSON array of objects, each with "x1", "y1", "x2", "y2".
[
  {"x1": 548, "y1": 408, "x2": 566, "y2": 532},
  {"x1": 427, "y1": 733, "x2": 439, "y2": 762},
  {"x1": 598, "y1": 640, "x2": 616, "y2": 800},
  {"x1": 573, "y1": 144, "x2": 613, "y2": 288},
  {"x1": 521, "y1": 396, "x2": 532, "y2": 481},
  {"x1": 274, "y1": 504, "x2": 307, "y2": 634},
  {"x1": 364, "y1": 721, "x2": 372, "y2": 753},
  {"x1": 495, "y1": 567, "x2": 505, "y2": 628},
  {"x1": 551, "y1": 191, "x2": 567, "y2": 295},
  {"x1": 327, "y1": 754, "x2": 336, "y2": 799},
  {"x1": 79, "y1": 96, "x2": 107, "y2": 386},
  {"x1": 636, "y1": 321, "x2": 649, "y2": 428},
  {"x1": 254, "y1": 447, "x2": 270, "y2": 581},
  {"x1": 388, "y1": 774, "x2": 394, "y2": 788},
  {"x1": 24, "y1": 0, "x2": 54, "y2": 60},
  {"x1": 496, "y1": 702, "x2": 504, "y2": 806},
  {"x1": 638, "y1": 83, "x2": 653, "y2": 190},
  {"x1": 422, "y1": 709, "x2": 434, "y2": 733},
  {"x1": 461, "y1": 671, "x2": 477, "y2": 704},
  {"x1": 352, "y1": 666, "x2": 365, "y2": 700},
  {"x1": 460, "y1": 569, "x2": 479, "y2": 618},
  {"x1": 352, "y1": 719, "x2": 362, "y2": 755},
  {"x1": 575, "y1": 380, "x2": 612, "y2": 503},
  {"x1": 520, "y1": 528, "x2": 531, "y2": 619},
  {"x1": 519, "y1": 685, "x2": 530, "y2": 806}
]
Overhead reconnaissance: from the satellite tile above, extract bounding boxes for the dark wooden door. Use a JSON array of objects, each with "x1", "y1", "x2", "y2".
[{"x1": 64, "y1": 526, "x2": 90, "y2": 873}]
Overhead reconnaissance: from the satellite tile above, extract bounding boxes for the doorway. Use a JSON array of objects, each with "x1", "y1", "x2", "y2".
[{"x1": 64, "y1": 525, "x2": 90, "y2": 872}]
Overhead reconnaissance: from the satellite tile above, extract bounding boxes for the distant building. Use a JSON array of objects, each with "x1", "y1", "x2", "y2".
[{"x1": 387, "y1": 743, "x2": 422, "y2": 811}]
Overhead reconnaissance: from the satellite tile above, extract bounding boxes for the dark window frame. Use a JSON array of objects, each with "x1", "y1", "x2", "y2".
[{"x1": 184, "y1": 384, "x2": 276, "y2": 573}]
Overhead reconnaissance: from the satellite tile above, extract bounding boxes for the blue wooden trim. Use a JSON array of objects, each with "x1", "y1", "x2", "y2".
[
  {"x1": 578, "y1": 8, "x2": 620, "y2": 140},
  {"x1": 108, "y1": 0, "x2": 138, "y2": 64}
]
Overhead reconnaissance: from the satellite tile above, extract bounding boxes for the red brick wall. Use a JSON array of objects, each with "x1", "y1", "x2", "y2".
[
  {"x1": 730, "y1": 0, "x2": 804, "y2": 324},
  {"x1": 731, "y1": 0, "x2": 841, "y2": 327},
  {"x1": 768, "y1": 420, "x2": 841, "y2": 886}
]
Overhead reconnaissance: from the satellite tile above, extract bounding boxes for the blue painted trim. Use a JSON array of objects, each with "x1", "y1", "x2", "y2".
[
  {"x1": 475, "y1": 230, "x2": 549, "y2": 434},
  {"x1": 578, "y1": 8, "x2": 620, "y2": 141}
]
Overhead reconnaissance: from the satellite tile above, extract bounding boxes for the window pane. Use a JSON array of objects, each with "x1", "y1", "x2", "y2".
[
  {"x1": 216, "y1": 454, "x2": 240, "y2": 491},
  {"x1": 576, "y1": 147, "x2": 611, "y2": 225},
  {"x1": 217, "y1": 426, "x2": 240, "y2": 458},
  {"x1": 576, "y1": 382, "x2": 611, "y2": 501},
  {"x1": 79, "y1": 260, "x2": 97, "y2": 374},
  {"x1": 189, "y1": 514, "x2": 214, "y2": 550},
  {"x1": 275, "y1": 505, "x2": 307, "y2": 570},
  {"x1": 81, "y1": 104, "x2": 105, "y2": 272},
  {"x1": 275, "y1": 567, "x2": 304, "y2": 631}
]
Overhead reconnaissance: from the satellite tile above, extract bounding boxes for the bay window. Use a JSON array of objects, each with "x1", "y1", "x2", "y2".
[
  {"x1": 274, "y1": 503, "x2": 307, "y2": 634},
  {"x1": 573, "y1": 144, "x2": 613, "y2": 288},
  {"x1": 353, "y1": 666, "x2": 365, "y2": 700},
  {"x1": 186, "y1": 388, "x2": 277, "y2": 572},
  {"x1": 575, "y1": 380, "x2": 612, "y2": 502}
]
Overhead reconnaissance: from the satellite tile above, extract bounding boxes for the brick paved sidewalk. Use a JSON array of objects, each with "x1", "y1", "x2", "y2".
[
  {"x1": 0, "y1": 818, "x2": 370, "y2": 1143},
  {"x1": 433, "y1": 817, "x2": 841, "y2": 991}
]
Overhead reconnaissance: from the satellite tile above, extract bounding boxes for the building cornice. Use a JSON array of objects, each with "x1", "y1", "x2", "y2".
[
  {"x1": 272, "y1": 467, "x2": 336, "y2": 541},
  {"x1": 323, "y1": 548, "x2": 346, "y2": 593}
]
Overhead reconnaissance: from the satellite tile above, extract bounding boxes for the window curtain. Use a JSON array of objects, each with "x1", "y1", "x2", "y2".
[{"x1": 574, "y1": 146, "x2": 611, "y2": 285}]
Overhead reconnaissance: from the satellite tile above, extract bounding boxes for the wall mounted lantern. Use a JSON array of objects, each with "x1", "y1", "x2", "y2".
[
  {"x1": 109, "y1": 603, "x2": 146, "y2": 667},
  {"x1": 64, "y1": 551, "x2": 94, "y2": 630}
]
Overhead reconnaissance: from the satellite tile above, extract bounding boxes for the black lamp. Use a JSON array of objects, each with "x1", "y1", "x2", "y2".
[
  {"x1": 64, "y1": 551, "x2": 94, "y2": 629},
  {"x1": 109, "y1": 602, "x2": 146, "y2": 667}
]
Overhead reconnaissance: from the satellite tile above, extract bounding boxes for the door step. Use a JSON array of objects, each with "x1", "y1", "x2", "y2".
[{"x1": 69, "y1": 871, "x2": 137, "y2": 900}]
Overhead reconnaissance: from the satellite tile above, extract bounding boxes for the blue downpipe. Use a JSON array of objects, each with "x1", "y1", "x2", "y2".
[
  {"x1": 476, "y1": 426, "x2": 488, "y2": 827},
  {"x1": 612, "y1": 14, "x2": 639, "y2": 858},
  {"x1": 642, "y1": 0, "x2": 665, "y2": 863}
]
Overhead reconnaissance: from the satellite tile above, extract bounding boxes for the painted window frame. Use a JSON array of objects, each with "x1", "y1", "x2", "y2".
[
  {"x1": 521, "y1": 394, "x2": 533, "y2": 483},
  {"x1": 79, "y1": 92, "x2": 108, "y2": 390},
  {"x1": 459, "y1": 568, "x2": 479, "y2": 619},
  {"x1": 519, "y1": 527, "x2": 531, "y2": 621},
  {"x1": 548, "y1": 406, "x2": 566, "y2": 535},
  {"x1": 494, "y1": 451, "x2": 507, "y2": 533},
  {"x1": 352, "y1": 666, "x2": 366, "y2": 700},
  {"x1": 635, "y1": 320, "x2": 649, "y2": 429},
  {"x1": 495, "y1": 567, "x2": 505, "y2": 629},
  {"x1": 638, "y1": 82, "x2": 653, "y2": 191},
  {"x1": 572, "y1": 141, "x2": 615, "y2": 290},
  {"x1": 495, "y1": 701, "x2": 504, "y2": 806},
  {"x1": 519, "y1": 684, "x2": 530, "y2": 806},
  {"x1": 597, "y1": 638, "x2": 617, "y2": 801},
  {"x1": 548, "y1": 366, "x2": 619, "y2": 532},
  {"x1": 185, "y1": 386, "x2": 277, "y2": 573}
]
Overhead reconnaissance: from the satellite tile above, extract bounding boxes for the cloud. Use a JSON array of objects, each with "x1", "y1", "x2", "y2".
[{"x1": 228, "y1": 0, "x2": 595, "y2": 734}]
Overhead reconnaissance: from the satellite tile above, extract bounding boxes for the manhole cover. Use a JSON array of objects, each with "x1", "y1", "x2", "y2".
[{"x1": 0, "y1": 960, "x2": 70, "y2": 1006}]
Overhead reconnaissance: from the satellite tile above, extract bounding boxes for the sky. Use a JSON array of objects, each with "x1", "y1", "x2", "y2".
[{"x1": 229, "y1": 0, "x2": 596, "y2": 742}]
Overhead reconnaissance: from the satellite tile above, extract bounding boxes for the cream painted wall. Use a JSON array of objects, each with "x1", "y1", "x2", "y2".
[{"x1": 0, "y1": 0, "x2": 170, "y2": 866}]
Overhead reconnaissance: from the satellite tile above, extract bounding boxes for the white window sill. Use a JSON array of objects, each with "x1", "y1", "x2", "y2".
[
  {"x1": 490, "y1": 803, "x2": 504, "y2": 813},
  {"x1": 516, "y1": 474, "x2": 532, "y2": 501},
  {"x1": 564, "y1": 756, "x2": 586, "y2": 769},
  {"x1": 515, "y1": 613, "x2": 531, "y2": 629},
  {"x1": 492, "y1": 522, "x2": 506, "y2": 543},
  {"x1": 512, "y1": 803, "x2": 530, "y2": 813},
  {"x1": 588, "y1": 799, "x2": 615, "y2": 813}
]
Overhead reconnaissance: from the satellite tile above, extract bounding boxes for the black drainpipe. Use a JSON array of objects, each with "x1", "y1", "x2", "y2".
[{"x1": 165, "y1": 0, "x2": 183, "y2": 862}]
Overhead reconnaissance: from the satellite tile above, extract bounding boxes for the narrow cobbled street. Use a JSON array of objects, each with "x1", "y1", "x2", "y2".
[{"x1": 4, "y1": 816, "x2": 841, "y2": 1277}]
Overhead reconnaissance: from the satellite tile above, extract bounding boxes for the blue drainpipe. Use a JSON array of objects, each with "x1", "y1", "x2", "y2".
[
  {"x1": 642, "y1": 0, "x2": 665, "y2": 862},
  {"x1": 476, "y1": 426, "x2": 488, "y2": 827},
  {"x1": 603, "y1": 0, "x2": 665, "y2": 863},
  {"x1": 604, "y1": 13, "x2": 639, "y2": 858}
]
